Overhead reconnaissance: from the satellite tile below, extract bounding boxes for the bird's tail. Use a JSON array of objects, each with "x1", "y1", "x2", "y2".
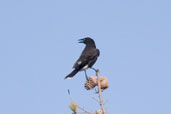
[{"x1": 64, "y1": 69, "x2": 78, "y2": 79}]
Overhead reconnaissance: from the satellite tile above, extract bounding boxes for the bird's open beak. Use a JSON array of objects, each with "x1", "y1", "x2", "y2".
[{"x1": 78, "y1": 39, "x2": 84, "y2": 43}]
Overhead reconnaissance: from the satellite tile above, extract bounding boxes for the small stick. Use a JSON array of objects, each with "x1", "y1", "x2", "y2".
[
  {"x1": 91, "y1": 97, "x2": 99, "y2": 104},
  {"x1": 78, "y1": 106, "x2": 93, "y2": 114},
  {"x1": 96, "y1": 69, "x2": 106, "y2": 114}
]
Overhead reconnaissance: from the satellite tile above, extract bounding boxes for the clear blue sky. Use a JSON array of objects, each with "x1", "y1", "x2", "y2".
[{"x1": 0, "y1": 0, "x2": 171, "y2": 114}]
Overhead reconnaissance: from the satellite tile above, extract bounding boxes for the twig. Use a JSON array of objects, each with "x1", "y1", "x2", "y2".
[
  {"x1": 68, "y1": 89, "x2": 74, "y2": 102},
  {"x1": 96, "y1": 69, "x2": 106, "y2": 114},
  {"x1": 91, "y1": 97, "x2": 99, "y2": 104},
  {"x1": 78, "y1": 106, "x2": 93, "y2": 114}
]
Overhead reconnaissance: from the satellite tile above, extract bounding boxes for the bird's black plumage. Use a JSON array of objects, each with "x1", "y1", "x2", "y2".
[{"x1": 64, "y1": 37, "x2": 100, "y2": 79}]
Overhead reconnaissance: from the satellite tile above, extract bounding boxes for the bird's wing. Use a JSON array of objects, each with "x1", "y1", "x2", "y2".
[
  {"x1": 73, "y1": 55, "x2": 89, "y2": 70},
  {"x1": 87, "y1": 48, "x2": 100, "y2": 67},
  {"x1": 73, "y1": 48, "x2": 99, "y2": 70}
]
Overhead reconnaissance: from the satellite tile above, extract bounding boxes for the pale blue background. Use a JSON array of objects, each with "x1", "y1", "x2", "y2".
[{"x1": 0, "y1": 0, "x2": 171, "y2": 114}]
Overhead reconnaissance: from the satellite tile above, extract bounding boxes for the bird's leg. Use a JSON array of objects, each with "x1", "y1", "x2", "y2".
[
  {"x1": 84, "y1": 70, "x2": 88, "y2": 80},
  {"x1": 90, "y1": 67, "x2": 97, "y2": 72}
]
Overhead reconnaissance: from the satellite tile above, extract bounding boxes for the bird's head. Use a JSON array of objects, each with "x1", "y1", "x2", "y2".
[{"x1": 78, "y1": 37, "x2": 95, "y2": 45}]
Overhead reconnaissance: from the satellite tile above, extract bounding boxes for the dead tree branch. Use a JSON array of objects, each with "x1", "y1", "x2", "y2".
[{"x1": 96, "y1": 69, "x2": 106, "y2": 114}]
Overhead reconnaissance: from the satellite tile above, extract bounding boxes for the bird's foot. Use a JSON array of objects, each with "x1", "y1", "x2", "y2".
[
  {"x1": 84, "y1": 70, "x2": 88, "y2": 80},
  {"x1": 90, "y1": 67, "x2": 97, "y2": 72}
]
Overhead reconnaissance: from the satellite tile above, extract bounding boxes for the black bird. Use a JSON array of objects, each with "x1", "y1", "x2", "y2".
[{"x1": 64, "y1": 37, "x2": 100, "y2": 79}]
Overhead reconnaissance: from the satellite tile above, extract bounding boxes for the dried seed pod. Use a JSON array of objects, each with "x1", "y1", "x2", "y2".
[
  {"x1": 99, "y1": 76, "x2": 109, "y2": 90},
  {"x1": 85, "y1": 76, "x2": 97, "y2": 90},
  {"x1": 69, "y1": 102, "x2": 78, "y2": 114},
  {"x1": 95, "y1": 110, "x2": 103, "y2": 114}
]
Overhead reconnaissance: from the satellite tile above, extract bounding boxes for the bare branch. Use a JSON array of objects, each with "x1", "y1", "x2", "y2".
[
  {"x1": 78, "y1": 106, "x2": 93, "y2": 114},
  {"x1": 96, "y1": 69, "x2": 106, "y2": 114},
  {"x1": 91, "y1": 97, "x2": 99, "y2": 104}
]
